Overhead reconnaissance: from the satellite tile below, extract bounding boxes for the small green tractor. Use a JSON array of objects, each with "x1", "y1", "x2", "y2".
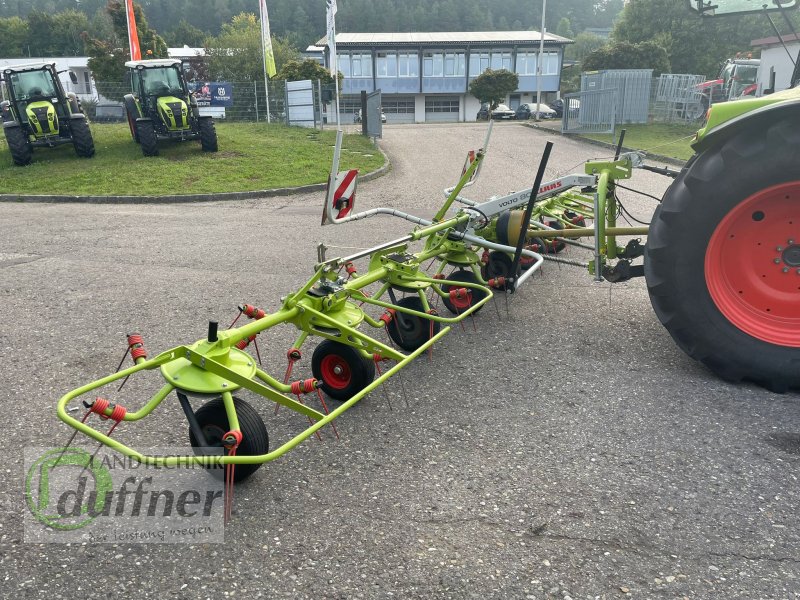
[
  {"x1": 0, "y1": 62, "x2": 95, "y2": 166},
  {"x1": 123, "y1": 59, "x2": 218, "y2": 157}
]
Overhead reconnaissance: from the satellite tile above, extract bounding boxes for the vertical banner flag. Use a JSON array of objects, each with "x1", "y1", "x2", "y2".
[
  {"x1": 125, "y1": 0, "x2": 142, "y2": 61},
  {"x1": 326, "y1": 0, "x2": 337, "y2": 74},
  {"x1": 259, "y1": 0, "x2": 277, "y2": 78}
]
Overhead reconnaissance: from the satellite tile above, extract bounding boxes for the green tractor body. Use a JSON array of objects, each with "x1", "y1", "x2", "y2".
[
  {"x1": 124, "y1": 59, "x2": 218, "y2": 156},
  {"x1": 0, "y1": 62, "x2": 95, "y2": 166}
]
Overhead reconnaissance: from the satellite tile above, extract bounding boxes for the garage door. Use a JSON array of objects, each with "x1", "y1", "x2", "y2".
[
  {"x1": 425, "y1": 96, "x2": 459, "y2": 123},
  {"x1": 382, "y1": 96, "x2": 415, "y2": 124}
]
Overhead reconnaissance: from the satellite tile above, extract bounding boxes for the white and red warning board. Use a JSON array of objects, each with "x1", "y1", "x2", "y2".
[
  {"x1": 461, "y1": 150, "x2": 482, "y2": 184},
  {"x1": 322, "y1": 169, "x2": 359, "y2": 225}
]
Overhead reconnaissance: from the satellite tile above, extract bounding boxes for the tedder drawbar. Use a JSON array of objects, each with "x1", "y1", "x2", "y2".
[{"x1": 56, "y1": 124, "x2": 565, "y2": 517}]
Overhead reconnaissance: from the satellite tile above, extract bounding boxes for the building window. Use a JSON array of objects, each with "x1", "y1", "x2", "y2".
[
  {"x1": 376, "y1": 52, "x2": 397, "y2": 77},
  {"x1": 469, "y1": 51, "x2": 511, "y2": 76},
  {"x1": 339, "y1": 98, "x2": 362, "y2": 114},
  {"x1": 516, "y1": 51, "x2": 559, "y2": 76},
  {"x1": 398, "y1": 53, "x2": 419, "y2": 77},
  {"x1": 340, "y1": 53, "x2": 373, "y2": 78},
  {"x1": 423, "y1": 52, "x2": 444, "y2": 77},
  {"x1": 443, "y1": 52, "x2": 466, "y2": 77},
  {"x1": 383, "y1": 96, "x2": 415, "y2": 113},
  {"x1": 425, "y1": 97, "x2": 459, "y2": 112}
]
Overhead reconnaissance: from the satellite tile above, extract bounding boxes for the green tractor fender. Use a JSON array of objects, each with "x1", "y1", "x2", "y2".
[{"x1": 693, "y1": 97, "x2": 800, "y2": 153}]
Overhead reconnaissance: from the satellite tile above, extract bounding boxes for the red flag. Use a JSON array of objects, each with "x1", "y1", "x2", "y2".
[{"x1": 125, "y1": 0, "x2": 142, "y2": 61}]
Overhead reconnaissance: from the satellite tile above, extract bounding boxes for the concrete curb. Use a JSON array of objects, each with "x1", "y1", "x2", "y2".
[
  {"x1": 526, "y1": 122, "x2": 688, "y2": 167},
  {"x1": 0, "y1": 144, "x2": 392, "y2": 204}
]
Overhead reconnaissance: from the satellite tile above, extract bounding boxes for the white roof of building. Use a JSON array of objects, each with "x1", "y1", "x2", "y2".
[
  {"x1": 125, "y1": 58, "x2": 183, "y2": 68},
  {"x1": 168, "y1": 46, "x2": 206, "y2": 58},
  {"x1": 320, "y1": 31, "x2": 572, "y2": 46}
]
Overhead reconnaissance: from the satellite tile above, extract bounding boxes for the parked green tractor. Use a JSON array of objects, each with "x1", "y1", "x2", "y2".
[
  {"x1": 0, "y1": 62, "x2": 95, "y2": 166},
  {"x1": 123, "y1": 59, "x2": 218, "y2": 157}
]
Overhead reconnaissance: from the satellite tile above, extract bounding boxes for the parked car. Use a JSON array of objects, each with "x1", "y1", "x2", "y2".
[
  {"x1": 549, "y1": 98, "x2": 581, "y2": 118},
  {"x1": 476, "y1": 103, "x2": 515, "y2": 120},
  {"x1": 354, "y1": 108, "x2": 387, "y2": 123},
  {"x1": 515, "y1": 103, "x2": 557, "y2": 120}
]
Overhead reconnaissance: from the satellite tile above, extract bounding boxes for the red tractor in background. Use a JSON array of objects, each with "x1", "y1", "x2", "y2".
[{"x1": 695, "y1": 57, "x2": 760, "y2": 110}]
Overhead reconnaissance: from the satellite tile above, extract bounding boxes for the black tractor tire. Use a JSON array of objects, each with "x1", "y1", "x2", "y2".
[
  {"x1": 70, "y1": 117, "x2": 95, "y2": 158},
  {"x1": 188, "y1": 396, "x2": 269, "y2": 483},
  {"x1": 644, "y1": 116, "x2": 800, "y2": 392},
  {"x1": 198, "y1": 117, "x2": 218, "y2": 152},
  {"x1": 136, "y1": 120, "x2": 159, "y2": 157},
  {"x1": 123, "y1": 95, "x2": 141, "y2": 143},
  {"x1": 440, "y1": 269, "x2": 487, "y2": 315},
  {"x1": 3, "y1": 125, "x2": 32, "y2": 166},
  {"x1": 385, "y1": 296, "x2": 441, "y2": 352},
  {"x1": 311, "y1": 340, "x2": 375, "y2": 401}
]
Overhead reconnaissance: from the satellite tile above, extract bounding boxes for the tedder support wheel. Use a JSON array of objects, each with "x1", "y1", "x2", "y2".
[
  {"x1": 441, "y1": 269, "x2": 487, "y2": 315},
  {"x1": 188, "y1": 396, "x2": 269, "y2": 483},
  {"x1": 198, "y1": 117, "x2": 218, "y2": 152},
  {"x1": 70, "y1": 117, "x2": 95, "y2": 158},
  {"x1": 312, "y1": 340, "x2": 376, "y2": 401},
  {"x1": 4, "y1": 125, "x2": 32, "y2": 166},
  {"x1": 482, "y1": 251, "x2": 513, "y2": 282},
  {"x1": 644, "y1": 117, "x2": 800, "y2": 392},
  {"x1": 385, "y1": 296, "x2": 441, "y2": 352},
  {"x1": 136, "y1": 120, "x2": 159, "y2": 157}
]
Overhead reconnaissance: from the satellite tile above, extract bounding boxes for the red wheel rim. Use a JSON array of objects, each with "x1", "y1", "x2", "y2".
[
  {"x1": 705, "y1": 181, "x2": 800, "y2": 347},
  {"x1": 319, "y1": 354, "x2": 352, "y2": 389}
]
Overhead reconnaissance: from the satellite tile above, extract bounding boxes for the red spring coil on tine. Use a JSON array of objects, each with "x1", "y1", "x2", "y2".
[
  {"x1": 380, "y1": 309, "x2": 396, "y2": 326},
  {"x1": 448, "y1": 287, "x2": 472, "y2": 310},
  {"x1": 241, "y1": 304, "x2": 266, "y2": 320},
  {"x1": 432, "y1": 273, "x2": 445, "y2": 280},
  {"x1": 287, "y1": 348, "x2": 302, "y2": 361},
  {"x1": 345, "y1": 261, "x2": 357, "y2": 276},
  {"x1": 236, "y1": 334, "x2": 257, "y2": 350},
  {"x1": 127, "y1": 333, "x2": 147, "y2": 362},
  {"x1": 489, "y1": 277, "x2": 506, "y2": 289},
  {"x1": 90, "y1": 397, "x2": 127, "y2": 421},
  {"x1": 290, "y1": 378, "x2": 317, "y2": 395},
  {"x1": 481, "y1": 250, "x2": 490, "y2": 264}
]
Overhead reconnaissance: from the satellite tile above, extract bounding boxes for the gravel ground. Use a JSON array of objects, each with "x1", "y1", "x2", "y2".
[{"x1": 1, "y1": 122, "x2": 799, "y2": 599}]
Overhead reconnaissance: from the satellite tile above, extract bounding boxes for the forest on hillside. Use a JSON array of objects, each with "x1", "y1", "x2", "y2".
[{"x1": 0, "y1": 0, "x2": 624, "y2": 48}]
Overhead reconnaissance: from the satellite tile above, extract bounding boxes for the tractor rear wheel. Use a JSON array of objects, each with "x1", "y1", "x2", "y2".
[
  {"x1": 188, "y1": 396, "x2": 269, "y2": 483},
  {"x1": 123, "y1": 96, "x2": 140, "y2": 143},
  {"x1": 4, "y1": 124, "x2": 32, "y2": 166},
  {"x1": 136, "y1": 120, "x2": 159, "y2": 157},
  {"x1": 70, "y1": 118, "x2": 95, "y2": 158},
  {"x1": 644, "y1": 117, "x2": 800, "y2": 392},
  {"x1": 198, "y1": 117, "x2": 218, "y2": 152}
]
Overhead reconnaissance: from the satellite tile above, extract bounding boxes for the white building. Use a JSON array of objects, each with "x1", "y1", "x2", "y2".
[
  {"x1": 320, "y1": 31, "x2": 572, "y2": 123},
  {"x1": 751, "y1": 33, "x2": 800, "y2": 94}
]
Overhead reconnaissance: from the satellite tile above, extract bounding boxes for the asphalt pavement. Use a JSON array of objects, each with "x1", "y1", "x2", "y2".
[{"x1": 1, "y1": 122, "x2": 798, "y2": 599}]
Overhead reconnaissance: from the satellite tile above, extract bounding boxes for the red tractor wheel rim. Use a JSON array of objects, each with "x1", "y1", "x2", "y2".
[
  {"x1": 705, "y1": 181, "x2": 800, "y2": 347},
  {"x1": 319, "y1": 354, "x2": 352, "y2": 390}
]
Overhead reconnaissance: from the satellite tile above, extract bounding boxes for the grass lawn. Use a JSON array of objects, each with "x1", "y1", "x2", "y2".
[
  {"x1": 0, "y1": 122, "x2": 385, "y2": 196},
  {"x1": 582, "y1": 122, "x2": 699, "y2": 162}
]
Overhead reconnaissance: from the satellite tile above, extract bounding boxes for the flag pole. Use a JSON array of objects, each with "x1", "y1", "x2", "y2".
[{"x1": 327, "y1": 0, "x2": 340, "y2": 128}]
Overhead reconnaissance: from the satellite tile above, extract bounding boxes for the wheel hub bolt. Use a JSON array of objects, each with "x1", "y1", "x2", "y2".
[
  {"x1": 777, "y1": 246, "x2": 784, "y2": 252},
  {"x1": 783, "y1": 267, "x2": 790, "y2": 273},
  {"x1": 333, "y1": 365, "x2": 343, "y2": 375},
  {"x1": 774, "y1": 258, "x2": 781, "y2": 264}
]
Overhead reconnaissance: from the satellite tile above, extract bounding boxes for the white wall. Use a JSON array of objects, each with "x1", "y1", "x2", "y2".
[{"x1": 757, "y1": 44, "x2": 800, "y2": 94}]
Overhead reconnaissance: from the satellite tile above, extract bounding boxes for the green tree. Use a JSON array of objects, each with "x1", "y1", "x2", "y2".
[
  {"x1": 556, "y1": 17, "x2": 574, "y2": 40},
  {"x1": 582, "y1": 40, "x2": 671, "y2": 75},
  {"x1": 0, "y1": 16, "x2": 29, "y2": 57},
  {"x1": 612, "y1": 0, "x2": 770, "y2": 76},
  {"x1": 206, "y1": 13, "x2": 299, "y2": 81},
  {"x1": 566, "y1": 32, "x2": 608, "y2": 62},
  {"x1": 468, "y1": 68, "x2": 519, "y2": 109},
  {"x1": 276, "y1": 58, "x2": 342, "y2": 85},
  {"x1": 85, "y1": 1, "x2": 168, "y2": 101},
  {"x1": 165, "y1": 19, "x2": 209, "y2": 48},
  {"x1": 52, "y1": 10, "x2": 91, "y2": 56}
]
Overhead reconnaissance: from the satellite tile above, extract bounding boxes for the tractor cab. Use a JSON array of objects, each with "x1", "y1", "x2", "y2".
[
  {"x1": 123, "y1": 59, "x2": 217, "y2": 156},
  {"x1": 0, "y1": 62, "x2": 93, "y2": 165}
]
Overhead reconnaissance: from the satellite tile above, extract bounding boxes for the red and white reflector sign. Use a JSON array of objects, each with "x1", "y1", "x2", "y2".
[
  {"x1": 461, "y1": 150, "x2": 481, "y2": 183},
  {"x1": 322, "y1": 169, "x2": 358, "y2": 224}
]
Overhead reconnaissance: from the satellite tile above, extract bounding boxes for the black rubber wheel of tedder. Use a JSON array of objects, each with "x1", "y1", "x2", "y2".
[
  {"x1": 136, "y1": 120, "x2": 159, "y2": 157},
  {"x1": 440, "y1": 269, "x2": 487, "y2": 315},
  {"x1": 644, "y1": 115, "x2": 800, "y2": 392},
  {"x1": 312, "y1": 340, "x2": 376, "y2": 401},
  {"x1": 481, "y1": 250, "x2": 513, "y2": 288},
  {"x1": 385, "y1": 296, "x2": 441, "y2": 352},
  {"x1": 4, "y1": 124, "x2": 32, "y2": 166},
  {"x1": 198, "y1": 117, "x2": 218, "y2": 152},
  {"x1": 70, "y1": 117, "x2": 95, "y2": 158},
  {"x1": 188, "y1": 396, "x2": 269, "y2": 483}
]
